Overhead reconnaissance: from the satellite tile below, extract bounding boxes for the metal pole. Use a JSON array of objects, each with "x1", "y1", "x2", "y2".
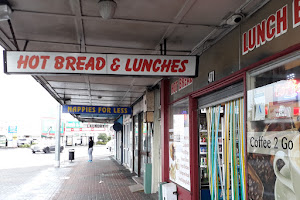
[{"x1": 54, "y1": 104, "x2": 61, "y2": 168}]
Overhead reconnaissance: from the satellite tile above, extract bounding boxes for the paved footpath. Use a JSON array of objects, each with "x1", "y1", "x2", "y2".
[
  {"x1": 53, "y1": 156, "x2": 158, "y2": 200},
  {"x1": 0, "y1": 149, "x2": 158, "y2": 200}
]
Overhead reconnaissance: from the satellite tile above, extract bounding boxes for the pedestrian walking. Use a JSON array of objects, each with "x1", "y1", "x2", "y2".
[{"x1": 88, "y1": 137, "x2": 94, "y2": 162}]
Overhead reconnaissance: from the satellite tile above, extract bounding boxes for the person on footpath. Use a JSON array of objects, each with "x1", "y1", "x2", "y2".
[{"x1": 88, "y1": 137, "x2": 94, "y2": 162}]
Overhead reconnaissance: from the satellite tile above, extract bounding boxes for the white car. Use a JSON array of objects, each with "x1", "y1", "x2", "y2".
[
  {"x1": 31, "y1": 139, "x2": 64, "y2": 153},
  {"x1": 17, "y1": 138, "x2": 32, "y2": 147}
]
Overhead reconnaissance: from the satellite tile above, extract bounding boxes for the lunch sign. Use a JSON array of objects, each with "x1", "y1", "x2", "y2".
[{"x1": 4, "y1": 51, "x2": 197, "y2": 77}]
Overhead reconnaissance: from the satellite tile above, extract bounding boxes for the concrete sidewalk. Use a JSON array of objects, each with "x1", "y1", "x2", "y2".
[{"x1": 53, "y1": 156, "x2": 158, "y2": 200}]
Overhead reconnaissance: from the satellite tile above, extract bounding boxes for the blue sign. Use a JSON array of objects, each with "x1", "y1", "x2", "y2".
[
  {"x1": 8, "y1": 126, "x2": 17, "y2": 133},
  {"x1": 62, "y1": 105, "x2": 132, "y2": 115}
]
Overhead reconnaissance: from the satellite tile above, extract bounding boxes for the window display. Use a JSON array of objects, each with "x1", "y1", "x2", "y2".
[
  {"x1": 169, "y1": 99, "x2": 190, "y2": 191},
  {"x1": 247, "y1": 56, "x2": 300, "y2": 200}
]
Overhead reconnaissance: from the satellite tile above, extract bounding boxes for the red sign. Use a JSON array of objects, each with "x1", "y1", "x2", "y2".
[
  {"x1": 171, "y1": 78, "x2": 193, "y2": 95},
  {"x1": 5, "y1": 52, "x2": 197, "y2": 77},
  {"x1": 242, "y1": 1, "x2": 300, "y2": 55}
]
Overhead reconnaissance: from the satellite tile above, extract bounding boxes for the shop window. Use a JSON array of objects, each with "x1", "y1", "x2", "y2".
[
  {"x1": 247, "y1": 55, "x2": 300, "y2": 200},
  {"x1": 169, "y1": 98, "x2": 190, "y2": 191}
]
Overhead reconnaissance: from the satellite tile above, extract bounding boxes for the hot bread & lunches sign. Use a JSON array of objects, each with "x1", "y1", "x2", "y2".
[{"x1": 4, "y1": 51, "x2": 197, "y2": 77}]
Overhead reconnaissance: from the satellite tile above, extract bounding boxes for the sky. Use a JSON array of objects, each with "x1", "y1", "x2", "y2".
[{"x1": 0, "y1": 46, "x2": 76, "y2": 134}]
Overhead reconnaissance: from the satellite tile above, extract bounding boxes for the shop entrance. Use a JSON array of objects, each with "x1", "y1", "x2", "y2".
[
  {"x1": 133, "y1": 112, "x2": 152, "y2": 179},
  {"x1": 133, "y1": 113, "x2": 141, "y2": 175},
  {"x1": 141, "y1": 121, "x2": 152, "y2": 178},
  {"x1": 123, "y1": 122, "x2": 133, "y2": 169},
  {"x1": 198, "y1": 82, "x2": 247, "y2": 199}
]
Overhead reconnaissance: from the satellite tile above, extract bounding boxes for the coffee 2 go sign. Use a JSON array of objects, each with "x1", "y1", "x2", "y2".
[
  {"x1": 248, "y1": 105, "x2": 299, "y2": 156},
  {"x1": 242, "y1": 0, "x2": 300, "y2": 55}
]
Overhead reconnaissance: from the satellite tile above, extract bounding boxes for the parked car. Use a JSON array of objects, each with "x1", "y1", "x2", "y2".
[
  {"x1": 0, "y1": 135, "x2": 7, "y2": 147},
  {"x1": 17, "y1": 138, "x2": 32, "y2": 147},
  {"x1": 31, "y1": 139, "x2": 64, "y2": 153}
]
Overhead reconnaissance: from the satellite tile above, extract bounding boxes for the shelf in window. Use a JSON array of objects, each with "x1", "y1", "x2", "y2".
[
  {"x1": 200, "y1": 165, "x2": 207, "y2": 168},
  {"x1": 200, "y1": 152, "x2": 207, "y2": 155},
  {"x1": 200, "y1": 142, "x2": 207, "y2": 145}
]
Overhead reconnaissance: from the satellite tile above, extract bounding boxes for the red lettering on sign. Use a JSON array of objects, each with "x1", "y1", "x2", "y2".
[
  {"x1": 66, "y1": 57, "x2": 76, "y2": 71},
  {"x1": 28, "y1": 55, "x2": 39, "y2": 69},
  {"x1": 85, "y1": 57, "x2": 94, "y2": 70},
  {"x1": 76, "y1": 56, "x2": 86, "y2": 70},
  {"x1": 17, "y1": 55, "x2": 29, "y2": 69},
  {"x1": 40, "y1": 56, "x2": 50, "y2": 69},
  {"x1": 141, "y1": 59, "x2": 153, "y2": 72},
  {"x1": 54, "y1": 56, "x2": 64, "y2": 69},
  {"x1": 293, "y1": 0, "x2": 300, "y2": 28},
  {"x1": 153, "y1": 59, "x2": 161, "y2": 72},
  {"x1": 179, "y1": 60, "x2": 187, "y2": 72},
  {"x1": 266, "y1": 14, "x2": 276, "y2": 41},
  {"x1": 242, "y1": 4, "x2": 289, "y2": 56},
  {"x1": 96, "y1": 57, "x2": 105, "y2": 70},
  {"x1": 256, "y1": 20, "x2": 266, "y2": 48},
  {"x1": 110, "y1": 58, "x2": 120, "y2": 71},
  {"x1": 171, "y1": 81, "x2": 178, "y2": 95},
  {"x1": 125, "y1": 59, "x2": 132, "y2": 71},
  {"x1": 276, "y1": 5, "x2": 288, "y2": 37},
  {"x1": 132, "y1": 59, "x2": 142, "y2": 72},
  {"x1": 171, "y1": 59, "x2": 180, "y2": 72},
  {"x1": 248, "y1": 27, "x2": 256, "y2": 51},
  {"x1": 242, "y1": 33, "x2": 249, "y2": 55},
  {"x1": 178, "y1": 78, "x2": 193, "y2": 91},
  {"x1": 161, "y1": 60, "x2": 171, "y2": 72}
]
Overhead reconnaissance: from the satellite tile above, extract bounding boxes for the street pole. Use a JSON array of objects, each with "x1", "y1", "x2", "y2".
[{"x1": 54, "y1": 104, "x2": 61, "y2": 168}]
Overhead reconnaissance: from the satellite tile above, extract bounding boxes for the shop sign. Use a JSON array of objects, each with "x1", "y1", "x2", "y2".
[
  {"x1": 247, "y1": 131, "x2": 298, "y2": 155},
  {"x1": 65, "y1": 127, "x2": 100, "y2": 132},
  {"x1": 66, "y1": 121, "x2": 83, "y2": 128},
  {"x1": 274, "y1": 79, "x2": 300, "y2": 102},
  {"x1": 62, "y1": 105, "x2": 132, "y2": 115},
  {"x1": 8, "y1": 126, "x2": 17, "y2": 133},
  {"x1": 171, "y1": 78, "x2": 193, "y2": 95},
  {"x1": 41, "y1": 118, "x2": 64, "y2": 136},
  {"x1": 4, "y1": 51, "x2": 197, "y2": 77},
  {"x1": 85, "y1": 124, "x2": 105, "y2": 128},
  {"x1": 242, "y1": 1, "x2": 300, "y2": 55}
]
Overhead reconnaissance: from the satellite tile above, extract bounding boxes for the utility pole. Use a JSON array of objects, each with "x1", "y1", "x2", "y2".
[{"x1": 54, "y1": 104, "x2": 61, "y2": 168}]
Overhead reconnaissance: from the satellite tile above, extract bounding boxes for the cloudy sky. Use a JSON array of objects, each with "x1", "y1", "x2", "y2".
[{"x1": 0, "y1": 46, "x2": 75, "y2": 134}]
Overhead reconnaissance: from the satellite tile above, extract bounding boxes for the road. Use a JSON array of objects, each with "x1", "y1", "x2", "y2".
[
  {"x1": 0, "y1": 144, "x2": 112, "y2": 169},
  {"x1": 0, "y1": 145, "x2": 113, "y2": 200}
]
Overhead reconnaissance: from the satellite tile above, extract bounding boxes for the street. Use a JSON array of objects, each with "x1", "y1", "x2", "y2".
[
  {"x1": 0, "y1": 144, "x2": 112, "y2": 170},
  {"x1": 0, "y1": 145, "x2": 113, "y2": 200}
]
